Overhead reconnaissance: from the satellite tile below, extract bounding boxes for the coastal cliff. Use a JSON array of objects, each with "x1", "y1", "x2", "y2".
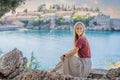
[{"x1": 0, "y1": 48, "x2": 120, "y2": 80}]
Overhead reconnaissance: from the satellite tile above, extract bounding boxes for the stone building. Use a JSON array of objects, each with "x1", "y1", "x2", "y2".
[
  {"x1": 89, "y1": 13, "x2": 111, "y2": 30},
  {"x1": 96, "y1": 13, "x2": 110, "y2": 27},
  {"x1": 75, "y1": 11, "x2": 99, "y2": 17},
  {"x1": 110, "y1": 19, "x2": 120, "y2": 30},
  {"x1": 16, "y1": 11, "x2": 43, "y2": 16},
  {"x1": 63, "y1": 15, "x2": 72, "y2": 23},
  {"x1": 40, "y1": 13, "x2": 56, "y2": 20},
  {"x1": 56, "y1": 11, "x2": 74, "y2": 16}
]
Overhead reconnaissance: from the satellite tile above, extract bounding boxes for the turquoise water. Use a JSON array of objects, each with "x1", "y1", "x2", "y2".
[{"x1": 0, "y1": 30, "x2": 120, "y2": 70}]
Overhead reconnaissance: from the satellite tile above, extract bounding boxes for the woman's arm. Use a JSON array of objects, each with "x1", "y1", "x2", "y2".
[
  {"x1": 65, "y1": 47, "x2": 79, "y2": 57},
  {"x1": 60, "y1": 47, "x2": 79, "y2": 62}
]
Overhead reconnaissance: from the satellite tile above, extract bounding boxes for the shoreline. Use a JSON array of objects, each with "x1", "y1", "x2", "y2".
[
  {"x1": 0, "y1": 25, "x2": 23, "y2": 31},
  {"x1": 0, "y1": 26, "x2": 120, "y2": 32}
]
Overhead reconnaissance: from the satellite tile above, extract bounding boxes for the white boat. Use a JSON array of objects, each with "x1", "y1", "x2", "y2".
[{"x1": 18, "y1": 28, "x2": 29, "y2": 32}]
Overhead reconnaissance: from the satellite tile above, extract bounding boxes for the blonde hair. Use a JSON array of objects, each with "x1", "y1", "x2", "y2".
[{"x1": 73, "y1": 22, "x2": 85, "y2": 47}]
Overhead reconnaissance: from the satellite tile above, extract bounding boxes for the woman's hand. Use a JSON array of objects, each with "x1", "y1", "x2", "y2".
[{"x1": 60, "y1": 55, "x2": 66, "y2": 62}]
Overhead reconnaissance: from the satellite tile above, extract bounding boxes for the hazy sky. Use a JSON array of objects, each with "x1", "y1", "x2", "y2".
[{"x1": 16, "y1": 0, "x2": 120, "y2": 18}]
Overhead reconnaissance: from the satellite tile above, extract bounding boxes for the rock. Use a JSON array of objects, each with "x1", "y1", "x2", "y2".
[
  {"x1": 89, "y1": 69, "x2": 108, "y2": 79},
  {"x1": 13, "y1": 70, "x2": 63, "y2": 80},
  {"x1": 0, "y1": 48, "x2": 27, "y2": 79},
  {"x1": 106, "y1": 67, "x2": 120, "y2": 79}
]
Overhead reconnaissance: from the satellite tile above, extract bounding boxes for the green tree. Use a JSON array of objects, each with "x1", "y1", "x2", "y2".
[
  {"x1": 37, "y1": 4, "x2": 46, "y2": 12},
  {"x1": 73, "y1": 4, "x2": 76, "y2": 10},
  {"x1": 90, "y1": 8, "x2": 94, "y2": 11},
  {"x1": 0, "y1": 0, "x2": 25, "y2": 17},
  {"x1": 67, "y1": 5, "x2": 71, "y2": 11},
  {"x1": 44, "y1": 10, "x2": 54, "y2": 13},
  {"x1": 23, "y1": 8, "x2": 27, "y2": 13},
  {"x1": 61, "y1": 4, "x2": 64, "y2": 10},
  {"x1": 72, "y1": 14, "x2": 91, "y2": 26},
  {"x1": 55, "y1": 18, "x2": 70, "y2": 25},
  {"x1": 93, "y1": 21, "x2": 97, "y2": 26},
  {"x1": 22, "y1": 20, "x2": 28, "y2": 27},
  {"x1": 32, "y1": 17, "x2": 50, "y2": 26},
  {"x1": 50, "y1": 5, "x2": 52, "y2": 9},
  {"x1": 64, "y1": 7, "x2": 67, "y2": 11},
  {"x1": 0, "y1": 18, "x2": 3, "y2": 24},
  {"x1": 94, "y1": 7, "x2": 100, "y2": 12},
  {"x1": 53, "y1": 4, "x2": 60, "y2": 10}
]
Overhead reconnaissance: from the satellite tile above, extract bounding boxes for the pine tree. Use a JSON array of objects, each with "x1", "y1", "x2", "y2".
[{"x1": 0, "y1": 0, "x2": 25, "y2": 17}]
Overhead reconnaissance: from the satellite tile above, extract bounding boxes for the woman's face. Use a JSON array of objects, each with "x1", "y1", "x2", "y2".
[{"x1": 75, "y1": 24, "x2": 84, "y2": 36}]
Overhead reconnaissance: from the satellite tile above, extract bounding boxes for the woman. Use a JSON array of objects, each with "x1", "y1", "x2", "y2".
[{"x1": 51, "y1": 22, "x2": 92, "y2": 78}]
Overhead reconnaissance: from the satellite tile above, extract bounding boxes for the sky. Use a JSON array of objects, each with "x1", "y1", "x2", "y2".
[{"x1": 16, "y1": 0, "x2": 120, "y2": 18}]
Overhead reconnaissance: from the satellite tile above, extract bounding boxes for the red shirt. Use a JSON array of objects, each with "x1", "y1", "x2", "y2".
[{"x1": 76, "y1": 36, "x2": 91, "y2": 58}]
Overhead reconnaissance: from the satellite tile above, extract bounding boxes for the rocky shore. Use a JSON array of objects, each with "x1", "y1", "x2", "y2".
[
  {"x1": 0, "y1": 23, "x2": 120, "y2": 31},
  {"x1": 0, "y1": 48, "x2": 120, "y2": 80}
]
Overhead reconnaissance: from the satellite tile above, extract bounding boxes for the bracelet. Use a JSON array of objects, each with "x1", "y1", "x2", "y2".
[{"x1": 63, "y1": 54, "x2": 66, "y2": 57}]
